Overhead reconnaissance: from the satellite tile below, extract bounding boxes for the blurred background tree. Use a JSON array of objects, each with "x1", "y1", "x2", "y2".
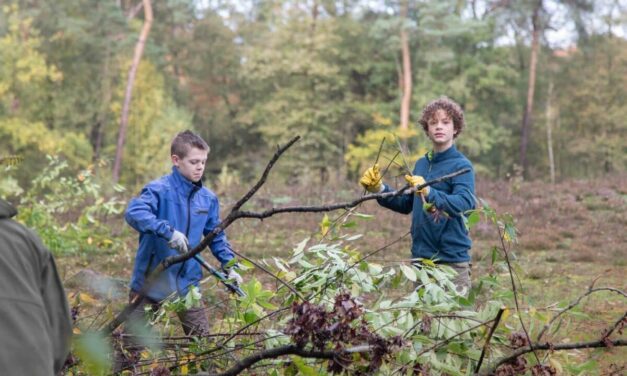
[{"x1": 1, "y1": 0, "x2": 625, "y2": 195}]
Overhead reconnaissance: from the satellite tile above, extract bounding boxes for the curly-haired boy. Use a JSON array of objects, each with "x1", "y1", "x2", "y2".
[{"x1": 360, "y1": 96, "x2": 475, "y2": 295}]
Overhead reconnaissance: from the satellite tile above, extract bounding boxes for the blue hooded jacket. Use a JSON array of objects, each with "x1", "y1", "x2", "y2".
[
  {"x1": 377, "y1": 145, "x2": 475, "y2": 263},
  {"x1": 125, "y1": 167, "x2": 234, "y2": 301}
]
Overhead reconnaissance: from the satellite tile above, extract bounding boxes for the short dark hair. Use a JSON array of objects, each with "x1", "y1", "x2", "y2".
[
  {"x1": 171, "y1": 130, "x2": 209, "y2": 158},
  {"x1": 418, "y1": 96, "x2": 465, "y2": 138}
]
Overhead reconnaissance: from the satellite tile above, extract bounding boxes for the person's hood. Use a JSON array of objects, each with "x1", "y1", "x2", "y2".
[{"x1": 0, "y1": 198, "x2": 17, "y2": 219}]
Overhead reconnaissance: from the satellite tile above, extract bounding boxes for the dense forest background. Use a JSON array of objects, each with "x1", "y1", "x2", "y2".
[{"x1": 1, "y1": 0, "x2": 626, "y2": 195}]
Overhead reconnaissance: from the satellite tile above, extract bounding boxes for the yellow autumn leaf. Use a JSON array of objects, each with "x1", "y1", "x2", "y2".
[
  {"x1": 421, "y1": 259, "x2": 436, "y2": 267},
  {"x1": 73, "y1": 327, "x2": 81, "y2": 334},
  {"x1": 79, "y1": 292, "x2": 97, "y2": 305},
  {"x1": 501, "y1": 307, "x2": 510, "y2": 323},
  {"x1": 320, "y1": 214, "x2": 331, "y2": 237}
]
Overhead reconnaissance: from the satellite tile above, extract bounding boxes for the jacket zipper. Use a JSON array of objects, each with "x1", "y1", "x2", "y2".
[
  {"x1": 177, "y1": 186, "x2": 198, "y2": 292},
  {"x1": 185, "y1": 187, "x2": 198, "y2": 237}
]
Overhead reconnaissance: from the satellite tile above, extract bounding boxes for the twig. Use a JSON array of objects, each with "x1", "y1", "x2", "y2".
[
  {"x1": 231, "y1": 136, "x2": 301, "y2": 212},
  {"x1": 603, "y1": 311, "x2": 627, "y2": 340},
  {"x1": 361, "y1": 137, "x2": 387, "y2": 196},
  {"x1": 478, "y1": 339, "x2": 627, "y2": 375},
  {"x1": 537, "y1": 287, "x2": 626, "y2": 341},
  {"x1": 229, "y1": 248, "x2": 305, "y2": 300},
  {"x1": 475, "y1": 307, "x2": 505, "y2": 373},
  {"x1": 493, "y1": 220, "x2": 540, "y2": 364}
]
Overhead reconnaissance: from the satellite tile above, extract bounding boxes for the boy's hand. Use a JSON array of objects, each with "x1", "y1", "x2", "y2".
[
  {"x1": 168, "y1": 230, "x2": 189, "y2": 254},
  {"x1": 404, "y1": 175, "x2": 430, "y2": 195},
  {"x1": 359, "y1": 164, "x2": 383, "y2": 193}
]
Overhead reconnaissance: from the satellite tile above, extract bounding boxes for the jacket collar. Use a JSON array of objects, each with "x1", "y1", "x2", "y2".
[
  {"x1": 428, "y1": 144, "x2": 458, "y2": 163},
  {"x1": 0, "y1": 198, "x2": 17, "y2": 219},
  {"x1": 170, "y1": 166, "x2": 202, "y2": 195}
]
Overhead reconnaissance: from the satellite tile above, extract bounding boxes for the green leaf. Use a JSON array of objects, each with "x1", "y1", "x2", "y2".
[
  {"x1": 565, "y1": 359, "x2": 598, "y2": 375},
  {"x1": 291, "y1": 356, "x2": 318, "y2": 376},
  {"x1": 466, "y1": 210, "x2": 480, "y2": 229},
  {"x1": 346, "y1": 234, "x2": 363, "y2": 241},
  {"x1": 400, "y1": 264, "x2": 417, "y2": 282},
  {"x1": 240, "y1": 259, "x2": 254, "y2": 269},
  {"x1": 74, "y1": 332, "x2": 111, "y2": 375},
  {"x1": 352, "y1": 212, "x2": 374, "y2": 219},
  {"x1": 293, "y1": 237, "x2": 310, "y2": 256},
  {"x1": 244, "y1": 310, "x2": 259, "y2": 324}
]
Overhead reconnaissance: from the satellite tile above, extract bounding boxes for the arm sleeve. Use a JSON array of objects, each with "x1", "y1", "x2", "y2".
[
  {"x1": 203, "y1": 196, "x2": 235, "y2": 267},
  {"x1": 125, "y1": 184, "x2": 174, "y2": 240},
  {"x1": 376, "y1": 184, "x2": 414, "y2": 215},
  {"x1": 40, "y1": 252, "x2": 72, "y2": 374},
  {"x1": 427, "y1": 164, "x2": 475, "y2": 216}
]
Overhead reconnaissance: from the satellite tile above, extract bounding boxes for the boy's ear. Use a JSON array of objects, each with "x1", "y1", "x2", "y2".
[{"x1": 171, "y1": 154, "x2": 181, "y2": 167}]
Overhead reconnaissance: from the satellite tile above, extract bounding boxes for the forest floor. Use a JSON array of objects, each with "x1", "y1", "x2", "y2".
[{"x1": 59, "y1": 174, "x2": 627, "y2": 374}]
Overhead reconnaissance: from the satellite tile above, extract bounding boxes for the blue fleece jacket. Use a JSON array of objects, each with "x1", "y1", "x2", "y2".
[
  {"x1": 125, "y1": 167, "x2": 234, "y2": 301},
  {"x1": 377, "y1": 145, "x2": 475, "y2": 263}
]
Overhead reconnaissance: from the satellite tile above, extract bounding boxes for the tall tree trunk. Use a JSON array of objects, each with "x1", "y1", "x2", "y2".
[
  {"x1": 112, "y1": 0, "x2": 153, "y2": 183},
  {"x1": 91, "y1": 41, "x2": 113, "y2": 166},
  {"x1": 545, "y1": 79, "x2": 555, "y2": 184},
  {"x1": 519, "y1": 0, "x2": 542, "y2": 177},
  {"x1": 399, "y1": 0, "x2": 412, "y2": 133}
]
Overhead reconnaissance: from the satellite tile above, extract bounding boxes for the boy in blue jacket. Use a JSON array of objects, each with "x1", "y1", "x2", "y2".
[
  {"x1": 360, "y1": 97, "x2": 475, "y2": 295},
  {"x1": 125, "y1": 130, "x2": 241, "y2": 336}
]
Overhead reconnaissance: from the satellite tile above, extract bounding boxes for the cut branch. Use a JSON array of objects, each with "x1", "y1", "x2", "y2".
[
  {"x1": 537, "y1": 287, "x2": 626, "y2": 341},
  {"x1": 215, "y1": 344, "x2": 372, "y2": 376},
  {"x1": 230, "y1": 136, "x2": 301, "y2": 212},
  {"x1": 475, "y1": 307, "x2": 505, "y2": 373},
  {"x1": 479, "y1": 339, "x2": 627, "y2": 375}
]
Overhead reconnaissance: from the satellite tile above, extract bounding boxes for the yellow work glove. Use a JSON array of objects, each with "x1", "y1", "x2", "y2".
[
  {"x1": 404, "y1": 174, "x2": 430, "y2": 195},
  {"x1": 359, "y1": 164, "x2": 383, "y2": 193}
]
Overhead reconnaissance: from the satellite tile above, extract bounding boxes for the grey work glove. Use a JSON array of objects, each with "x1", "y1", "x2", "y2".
[
  {"x1": 227, "y1": 269, "x2": 243, "y2": 285},
  {"x1": 168, "y1": 230, "x2": 189, "y2": 254}
]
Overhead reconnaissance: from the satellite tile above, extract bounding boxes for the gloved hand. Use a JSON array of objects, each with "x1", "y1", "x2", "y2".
[
  {"x1": 359, "y1": 163, "x2": 383, "y2": 193},
  {"x1": 168, "y1": 230, "x2": 189, "y2": 254},
  {"x1": 226, "y1": 268, "x2": 243, "y2": 285},
  {"x1": 404, "y1": 174, "x2": 430, "y2": 196}
]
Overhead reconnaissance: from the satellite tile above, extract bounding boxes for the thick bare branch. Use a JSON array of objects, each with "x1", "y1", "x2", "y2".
[{"x1": 214, "y1": 344, "x2": 372, "y2": 376}]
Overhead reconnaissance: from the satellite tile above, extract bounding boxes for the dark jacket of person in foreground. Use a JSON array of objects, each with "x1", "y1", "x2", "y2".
[{"x1": 0, "y1": 198, "x2": 72, "y2": 375}]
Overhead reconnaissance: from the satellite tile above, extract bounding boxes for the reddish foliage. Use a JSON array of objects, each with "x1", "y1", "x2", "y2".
[
  {"x1": 530, "y1": 364, "x2": 557, "y2": 376},
  {"x1": 412, "y1": 362, "x2": 431, "y2": 375},
  {"x1": 420, "y1": 314, "x2": 432, "y2": 334},
  {"x1": 495, "y1": 364, "x2": 516, "y2": 376},
  {"x1": 508, "y1": 332, "x2": 529, "y2": 349},
  {"x1": 495, "y1": 356, "x2": 527, "y2": 375},
  {"x1": 285, "y1": 293, "x2": 402, "y2": 374}
]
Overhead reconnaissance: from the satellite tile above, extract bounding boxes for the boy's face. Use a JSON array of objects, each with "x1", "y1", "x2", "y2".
[
  {"x1": 171, "y1": 147, "x2": 208, "y2": 182},
  {"x1": 427, "y1": 109, "x2": 456, "y2": 151}
]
